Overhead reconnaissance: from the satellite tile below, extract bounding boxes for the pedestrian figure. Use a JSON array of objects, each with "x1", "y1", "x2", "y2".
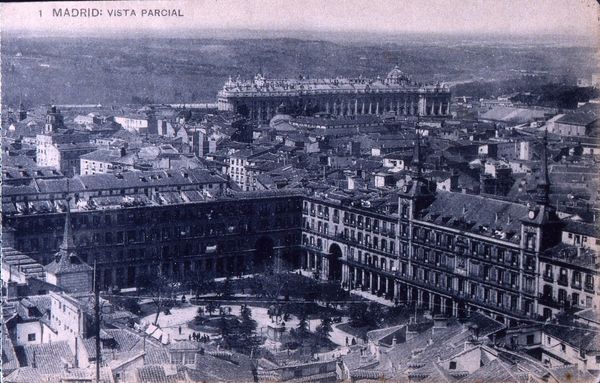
[
  {"x1": 179, "y1": 326, "x2": 182, "y2": 335},
  {"x1": 345, "y1": 336, "x2": 349, "y2": 346}
]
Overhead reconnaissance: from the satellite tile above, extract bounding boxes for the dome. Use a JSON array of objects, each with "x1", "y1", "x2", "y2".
[
  {"x1": 386, "y1": 65, "x2": 409, "y2": 83},
  {"x1": 387, "y1": 65, "x2": 404, "y2": 78}
]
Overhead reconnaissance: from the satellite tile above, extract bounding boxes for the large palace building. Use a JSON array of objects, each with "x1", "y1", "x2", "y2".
[{"x1": 217, "y1": 66, "x2": 451, "y2": 122}]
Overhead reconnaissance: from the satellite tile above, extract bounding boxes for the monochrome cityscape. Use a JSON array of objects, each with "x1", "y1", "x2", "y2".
[{"x1": 1, "y1": 1, "x2": 599, "y2": 382}]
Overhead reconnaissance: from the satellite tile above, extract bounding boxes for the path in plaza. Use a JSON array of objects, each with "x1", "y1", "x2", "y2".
[{"x1": 140, "y1": 303, "x2": 358, "y2": 347}]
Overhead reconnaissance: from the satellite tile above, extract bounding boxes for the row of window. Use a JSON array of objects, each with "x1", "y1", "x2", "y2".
[{"x1": 542, "y1": 263, "x2": 595, "y2": 291}]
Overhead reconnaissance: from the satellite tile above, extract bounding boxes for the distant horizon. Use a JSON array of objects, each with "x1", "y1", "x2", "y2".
[
  {"x1": 1, "y1": 0, "x2": 598, "y2": 44},
  {"x1": 2, "y1": 27, "x2": 597, "y2": 47}
]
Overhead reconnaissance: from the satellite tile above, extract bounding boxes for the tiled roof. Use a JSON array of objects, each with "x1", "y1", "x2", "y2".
[
  {"x1": 284, "y1": 371, "x2": 338, "y2": 383},
  {"x1": 79, "y1": 149, "x2": 121, "y2": 163},
  {"x1": 563, "y1": 220, "x2": 600, "y2": 238},
  {"x1": 366, "y1": 325, "x2": 404, "y2": 343},
  {"x1": 575, "y1": 308, "x2": 600, "y2": 324},
  {"x1": 2, "y1": 247, "x2": 45, "y2": 279},
  {"x1": 21, "y1": 341, "x2": 74, "y2": 374},
  {"x1": 543, "y1": 323, "x2": 600, "y2": 352},
  {"x1": 44, "y1": 250, "x2": 92, "y2": 275},
  {"x1": 480, "y1": 107, "x2": 552, "y2": 124},
  {"x1": 548, "y1": 365, "x2": 597, "y2": 383},
  {"x1": 2, "y1": 324, "x2": 20, "y2": 373},
  {"x1": 542, "y1": 243, "x2": 598, "y2": 269},
  {"x1": 15, "y1": 295, "x2": 51, "y2": 320},
  {"x1": 420, "y1": 192, "x2": 529, "y2": 243},
  {"x1": 137, "y1": 364, "x2": 187, "y2": 383},
  {"x1": 556, "y1": 112, "x2": 598, "y2": 126},
  {"x1": 186, "y1": 353, "x2": 255, "y2": 382},
  {"x1": 457, "y1": 358, "x2": 521, "y2": 383},
  {"x1": 3, "y1": 367, "x2": 43, "y2": 383},
  {"x1": 461, "y1": 312, "x2": 506, "y2": 338}
]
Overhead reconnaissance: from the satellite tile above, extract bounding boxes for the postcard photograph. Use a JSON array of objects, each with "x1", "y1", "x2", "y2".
[{"x1": 1, "y1": 1, "x2": 599, "y2": 382}]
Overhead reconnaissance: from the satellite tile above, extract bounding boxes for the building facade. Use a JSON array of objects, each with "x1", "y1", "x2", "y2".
[
  {"x1": 3, "y1": 179, "x2": 303, "y2": 289},
  {"x1": 217, "y1": 66, "x2": 451, "y2": 123},
  {"x1": 300, "y1": 143, "x2": 599, "y2": 325}
]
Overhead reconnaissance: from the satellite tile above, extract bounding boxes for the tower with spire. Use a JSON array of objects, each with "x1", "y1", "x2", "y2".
[
  {"x1": 535, "y1": 129, "x2": 551, "y2": 206},
  {"x1": 17, "y1": 95, "x2": 27, "y2": 121},
  {"x1": 521, "y1": 128, "x2": 561, "y2": 252},
  {"x1": 399, "y1": 133, "x2": 436, "y2": 220},
  {"x1": 44, "y1": 105, "x2": 65, "y2": 134},
  {"x1": 44, "y1": 187, "x2": 93, "y2": 293}
]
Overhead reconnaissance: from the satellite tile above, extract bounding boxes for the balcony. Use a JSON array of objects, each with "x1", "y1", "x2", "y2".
[
  {"x1": 543, "y1": 274, "x2": 554, "y2": 283},
  {"x1": 571, "y1": 281, "x2": 582, "y2": 290},
  {"x1": 584, "y1": 283, "x2": 595, "y2": 293},
  {"x1": 557, "y1": 276, "x2": 568, "y2": 287},
  {"x1": 538, "y1": 295, "x2": 561, "y2": 309}
]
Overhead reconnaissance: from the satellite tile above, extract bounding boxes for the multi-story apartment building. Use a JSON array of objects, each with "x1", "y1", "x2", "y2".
[
  {"x1": 35, "y1": 106, "x2": 96, "y2": 176},
  {"x1": 538, "y1": 220, "x2": 599, "y2": 318},
  {"x1": 2, "y1": 170, "x2": 303, "y2": 289},
  {"x1": 217, "y1": 66, "x2": 451, "y2": 123},
  {"x1": 300, "y1": 141, "x2": 599, "y2": 326},
  {"x1": 226, "y1": 147, "x2": 279, "y2": 191}
]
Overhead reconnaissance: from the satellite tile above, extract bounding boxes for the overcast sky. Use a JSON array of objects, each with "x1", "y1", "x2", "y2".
[{"x1": 1, "y1": 0, "x2": 598, "y2": 38}]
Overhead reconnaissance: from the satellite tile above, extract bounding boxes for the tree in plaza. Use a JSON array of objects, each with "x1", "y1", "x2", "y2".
[
  {"x1": 239, "y1": 304, "x2": 257, "y2": 336},
  {"x1": 220, "y1": 276, "x2": 233, "y2": 298},
  {"x1": 206, "y1": 301, "x2": 220, "y2": 316},
  {"x1": 295, "y1": 311, "x2": 309, "y2": 338},
  {"x1": 366, "y1": 302, "x2": 384, "y2": 327},
  {"x1": 348, "y1": 302, "x2": 370, "y2": 327},
  {"x1": 319, "y1": 281, "x2": 345, "y2": 308},
  {"x1": 195, "y1": 306, "x2": 205, "y2": 323},
  {"x1": 188, "y1": 269, "x2": 215, "y2": 301},
  {"x1": 137, "y1": 268, "x2": 176, "y2": 326},
  {"x1": 348, "y1": 301, "x2": 383, "y2": 328},
  {"x1": 315, "y1": 316, "x2": 333, "y2": 344},
  {"x1": 237, "y1": 305, "x2": 262, "y2": 353},
  {"x1": 260, "y1": 269, "x2": 289, "y2": 299},
  {"x1": 219, "y1": 316, "x2": 235, "y2": 348},
  {"x1": 112, "y1": 296, "x2": 142, "y2": 316}
]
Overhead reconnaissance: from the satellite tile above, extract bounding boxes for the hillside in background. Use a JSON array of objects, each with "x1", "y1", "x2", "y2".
[{"x1": 1, "y1": 35, "x2": 596, "y2": 106}]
